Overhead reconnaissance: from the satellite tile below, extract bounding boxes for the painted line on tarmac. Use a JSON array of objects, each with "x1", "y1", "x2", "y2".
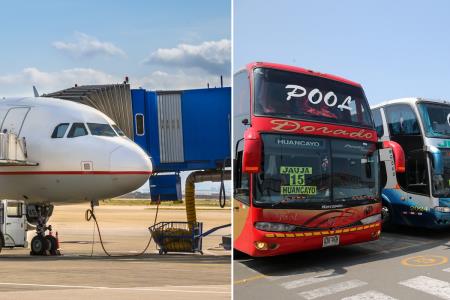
[
  {"x1": 401, "y1": 255, "x2": 448, "y2": 267},
  {"x1": 234, "y1": 274, "x2": 266, "y2": 285},
  {"x1": 341, "y1": 290, "x2": 398, "y2": 300},
  {"x1": 281, "y1": 270, "x2": 345, "y2": 290},
  {"x1": 265, "y1": 267, "x2": 328, "y2": 281},
  {"x1": 443, "y1": 268, "x2": 450, "y2": 273},
  {"x1": 399, "y1": 276, "x2": 450, "y2": 300},
  {"x1": 298, "y1": 279, "x2": 367, "y2": 300},
  {"x1": 0, "y1": 283, "x2": 230, "y2": 294}
]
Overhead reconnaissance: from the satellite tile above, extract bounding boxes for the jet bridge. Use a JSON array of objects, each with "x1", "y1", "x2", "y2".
[{"x1": 44, "y1": 84, "x2": 231, "y2": 202}]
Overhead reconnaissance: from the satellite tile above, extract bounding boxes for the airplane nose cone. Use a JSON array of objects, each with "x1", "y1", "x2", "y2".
[
  {"x1": 109, "y1": 144, "x2": 153, "y2": 174},
  {"x1": 109, "y1": 144, "x2": 153, "y2": 195}
]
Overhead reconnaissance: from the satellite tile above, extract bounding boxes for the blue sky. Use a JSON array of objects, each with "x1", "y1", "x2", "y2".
[
  {"x1": 234, "y1": 0, "x2": 450, "y2": 105},
  {"x1": 0, "y1": 0, "x2": 230, "y2": 96},
  {"x1": 0, "y1": 0, "x2": 231, "y2": 195}
]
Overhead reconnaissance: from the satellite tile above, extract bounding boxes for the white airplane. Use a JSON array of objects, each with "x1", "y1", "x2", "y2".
[{"x1": 0, "y1": 96, "x2": 153, "y2": 255}]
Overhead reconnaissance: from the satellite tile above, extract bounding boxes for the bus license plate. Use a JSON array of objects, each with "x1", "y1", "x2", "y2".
[{"x1": 322, "y1": 235, "x2": 340, "y2": 248}]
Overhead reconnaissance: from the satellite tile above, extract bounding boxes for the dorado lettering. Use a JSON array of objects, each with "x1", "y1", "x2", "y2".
[{"x1": 270, "y1": 119, "x2": 374, "y2": 140}]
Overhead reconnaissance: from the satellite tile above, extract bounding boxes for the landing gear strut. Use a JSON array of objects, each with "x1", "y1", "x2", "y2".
[{"x1": 28, "y1": 205, "x2": 59, "y2": 255}]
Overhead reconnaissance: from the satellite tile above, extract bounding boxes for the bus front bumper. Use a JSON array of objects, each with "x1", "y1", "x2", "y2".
[{"x1": 249, "y1": 222, "x2": 381, "y2": 257}]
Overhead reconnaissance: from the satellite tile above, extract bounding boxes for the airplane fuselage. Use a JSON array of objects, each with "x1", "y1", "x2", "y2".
[{"x1": 0, "y1": 97, "x2": 152, "y2": 204}]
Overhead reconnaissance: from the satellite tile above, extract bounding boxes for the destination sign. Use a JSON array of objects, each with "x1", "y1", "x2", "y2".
[
  {"x1": 276, "y1": 138, "x2": 324, "y2": 149},
  {"x1": 280, "y1": 165, "x2": 317, "y2": 196}
]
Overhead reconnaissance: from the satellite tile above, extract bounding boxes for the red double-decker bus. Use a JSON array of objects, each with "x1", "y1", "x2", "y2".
[{"x1": 233, "y1": 62, "x2": 386, "y2": 257}]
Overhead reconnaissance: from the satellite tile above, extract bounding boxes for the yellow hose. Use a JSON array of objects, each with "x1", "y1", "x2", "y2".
[
  {"x1": 185, "y1": 173, "x2": 197, "y2": 225},
  {"x1": 184, "y1": 170, "x2": 231, "y2": 228}
]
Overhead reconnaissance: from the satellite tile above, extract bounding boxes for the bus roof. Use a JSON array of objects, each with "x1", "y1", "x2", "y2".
[
  {"x1": 371, "y1": 97, "x2": 450, "y2": 109},
  {"x1": 244, "y1": 62, "x2": 362, "y2": 88}
]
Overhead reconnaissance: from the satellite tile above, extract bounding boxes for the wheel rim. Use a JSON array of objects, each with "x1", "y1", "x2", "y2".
[{"x1": 32, "y1": 239, "x2": 43, "y2": 252}]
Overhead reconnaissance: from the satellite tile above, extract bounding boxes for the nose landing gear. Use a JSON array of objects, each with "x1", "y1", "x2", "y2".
[{"x1": 28, "y1": 205, "x2": 60, "y2": 256}]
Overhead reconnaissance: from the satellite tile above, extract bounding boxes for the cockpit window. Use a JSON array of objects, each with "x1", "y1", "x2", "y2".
[
  {"x1": 51, "y1": 123, "x2": 69, "y2": 138},
  {"x1": 112, "y1": 125, "x2": 126, "y2": 137},
  {"x1": 87, "y1": 123, "x2": 117, "y2": 137},
  {"x1": 67, "y1": 123, "x2": 88, "y2": 138}
]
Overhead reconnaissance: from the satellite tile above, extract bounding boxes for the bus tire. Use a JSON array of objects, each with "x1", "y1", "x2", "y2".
[
  {"x1": 381, "y1": 203, "x2": 394, "y2": 231},
  {"x1": 233, "y1": 248, "x2": 247, "y2": 259}
]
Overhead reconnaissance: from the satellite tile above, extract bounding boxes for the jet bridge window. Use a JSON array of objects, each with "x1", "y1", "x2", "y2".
[
  {"x1": 135, "y1": 114, "x2": 145, "y2": 136},
  {"x1": 67, "y1": 123, "x2": 88, "y2": 138},
  {"x1": 51, "y1": 123, "x2": 70, "y2": 138},
  {"x1": 87, "y1": 123, "x2": 117, "y2": 137}
]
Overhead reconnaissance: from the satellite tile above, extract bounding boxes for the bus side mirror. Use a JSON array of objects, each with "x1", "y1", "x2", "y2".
[
  {"x1": 383, "y1": 141, "x2": 405, "y2": 173},
  {"x1": 242, "y1": 127, "x2": 262, "y2": 173},
  {"x1": 427, "y1": 145, "x2": 443, "y2": 175}
]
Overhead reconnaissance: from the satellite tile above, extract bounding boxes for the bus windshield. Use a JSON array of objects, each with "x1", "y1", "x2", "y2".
[
  {"x1": 254, "y1": 134, "x2": 379, "y2": 208},
  {"x1": 418, "y1": 102, "x2": 450, "y2": 138},
  {"x1": 432, "y1": 149, "x2": 450, "y2": 198},
  {"x1": 253, "y1": 68, "x2": 373, "y2": 128}
]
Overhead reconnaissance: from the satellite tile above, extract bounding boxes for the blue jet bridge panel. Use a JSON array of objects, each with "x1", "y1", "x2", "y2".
[
  {"x1": 131, "y1": 87, "x2": 231, "y2": 172},
  {"x1": 131, "y1": 87, "x2": 231, "y2": 201}
]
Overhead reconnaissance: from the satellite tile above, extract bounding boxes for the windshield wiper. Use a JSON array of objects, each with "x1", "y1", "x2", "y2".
[{"x1": 335, "y1": 195, "x2": 376, "y2": 202}]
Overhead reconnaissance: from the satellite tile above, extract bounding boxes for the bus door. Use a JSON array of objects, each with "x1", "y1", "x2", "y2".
[
  {"x1": 385, "y1": 104, "x2": 429, "y2": 197},
  {"x1": 405, "y1": 149, "x2": 430, "y2": 196},
  {"x1": 233, "y1": 141, "x2": 251, "y2": 240}
]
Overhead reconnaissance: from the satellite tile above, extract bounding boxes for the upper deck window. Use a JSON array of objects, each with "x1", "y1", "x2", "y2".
[
  {"x1": 385, "y1": 104, "x2": 420, "y2": 136},
  {"x1": 51, "y1": 123, "x2": 69, "y2": 138},
  {"x1": 67, "y1": 123, "x2": 88, "y2": 138},
  {"x1": 418, "y1": 102, "x2": 450, "y2": 138},
  {"x1": 252, "y1": 68, "x2": 373, "y2": 128},
  {"x1": 372, "y1": 109, "x2": 384, "y2": 137},
  {"x1": 87, "y1": 123, "x2": 117, "y2": 137}
]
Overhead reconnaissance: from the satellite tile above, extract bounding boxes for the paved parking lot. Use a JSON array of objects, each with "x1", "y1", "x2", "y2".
[{"x1": 234, "y1": 227, "x2": 450, "y2": 300}]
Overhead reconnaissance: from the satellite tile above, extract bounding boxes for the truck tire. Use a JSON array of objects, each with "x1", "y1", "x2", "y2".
[{"x1": 0, "y1": 232, "x2": 4, "y2": 253}]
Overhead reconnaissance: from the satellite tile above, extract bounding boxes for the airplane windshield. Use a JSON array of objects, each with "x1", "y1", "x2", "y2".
[
  {"x1": 87, "y1": 123, "x2": 117, "y2": 137},
  {"x1": 112, "y1": 125, "x2": 126, "y2": 137}
]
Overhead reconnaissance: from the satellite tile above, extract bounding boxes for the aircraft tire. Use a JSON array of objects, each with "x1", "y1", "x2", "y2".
[
  {"x1": 31, "y1": 235, "x2": 49, "y2": 255},
  {"x1": 45, "y1": 235, "x2": 58, "y2": 255}
]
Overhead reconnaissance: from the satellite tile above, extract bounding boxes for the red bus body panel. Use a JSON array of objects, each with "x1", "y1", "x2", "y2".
[{"x1": 234, "y1": 62, "x2": 381, "y2": 257}]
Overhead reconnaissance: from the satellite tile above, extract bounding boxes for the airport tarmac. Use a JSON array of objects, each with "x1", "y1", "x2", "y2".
[{"x1": 0, "y1": 204, "x2": 231, "y2": 300}]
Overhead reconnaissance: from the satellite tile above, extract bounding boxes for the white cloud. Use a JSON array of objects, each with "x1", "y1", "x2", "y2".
[
  {"x1": 0, "y1": 67, "x2": 228, "y2": 98},
  {"x1": 53, "y1": 32, "x2": 126, "y2": 58},
  {"x1": 143, "y1": 39, "x2": 231, "y2": 75},
  {"x1": 134, "y1": 70, "x2": 229, "y2": 90},
  {"x1": 0, "y1": 67, "x2": 120, "y2": 97}
]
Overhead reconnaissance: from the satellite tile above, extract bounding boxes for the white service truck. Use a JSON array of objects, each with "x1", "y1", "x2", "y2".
[{"x1": 0, "y1": 199, "x2": 28, "y2": 251}]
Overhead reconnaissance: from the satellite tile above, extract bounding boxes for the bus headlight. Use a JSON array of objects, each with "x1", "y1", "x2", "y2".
[
  {"x1": 434, "y1": 206, "x2": 450, "y2": 213},
  {"x1": 254, "y1": 222, "x2": 296, "y2": 232},
  {"x1": 360, "y1": 214, "x2": 381, "y2": 224}
]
